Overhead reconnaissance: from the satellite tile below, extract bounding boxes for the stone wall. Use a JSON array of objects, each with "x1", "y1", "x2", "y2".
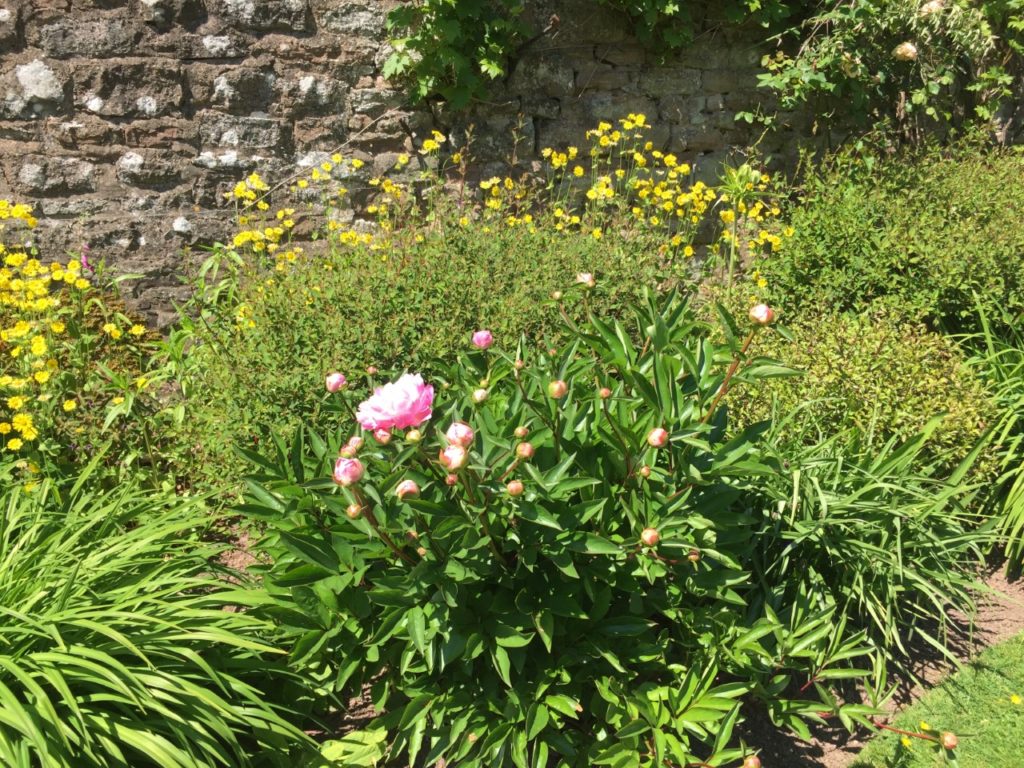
[{"x1": 0, "y1": 0, "x2": 804, "y2": 324}]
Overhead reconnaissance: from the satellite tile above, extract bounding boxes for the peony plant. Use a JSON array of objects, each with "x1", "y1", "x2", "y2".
[{"x1": 241, "y1": 288, "x2": 878, "y2": 767}]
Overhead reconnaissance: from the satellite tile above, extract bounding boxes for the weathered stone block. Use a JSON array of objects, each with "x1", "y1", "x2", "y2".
[
  {"x1": 638, "y1": 68, "x2": 702, "y2": 98},
  {"x1": 188, "y1": 63, "x2": 275, "y2": 114},
  {"x1": 211, "y1": 0, "x2": 308, "y2": 32},
  {"x1": 276, "y1": 70, "x2": 348, "y2": 118},
  {"x1": 508, "y1": 55, "x2": 575, "y2": 98},
  {"x1": 197, "y1": 110, "x2": 289, "y2": 150},
  {"x1": 316, "y1": 1, "x2": 383, "y2": 37},
  {"x1": 74, "y1": 59, "x2": 183, "y2": 117},
  {"x1": 144, "y1": 29, "x2": 251, "y2": 59},
  {"x1": 115, "y1": 148, "x2": 186, "y2": 186},
  {"x1": 14, "y1": 154, "x2": 97, "y2": 194},
  {"x1": 702, "y1": 69, "x2": 755, "y2": 93},
  {"x1": 124, "y1": 117, "x2": 198, "y2": 149},
  {"x1": 31, "y1": 17, "x2": 144, "y2": 58},
  {"x1": 0, "y1": 2, "x2": 23, "y2": 52},
  {"x1": 134, "y1": 0, "x2": 207, "y2": 31},
  {"x1": 575, "y1": 63, "x2": 635, "y2": 92},
  {"x1": 0, "y1": 58, "x2": 69, "y2": 119}
]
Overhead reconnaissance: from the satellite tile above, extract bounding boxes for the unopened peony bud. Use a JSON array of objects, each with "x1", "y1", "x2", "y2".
[
  {"x1": 516, "y1": 442, "x2": 535, "y2": 459},
  {"x1": 647, "y1": 428, "x2": 669, "y2": 448},
  {"x1": 445, "y1": 473, "x2": 459, "y2": 486},
  {"x1": 742, "y1": 757, "x2": 761, "y2": 768},
  {"x1": 514, "y1": 425, "x2": 529, "y2": 439},
  {"x1": 345, "y1": 503, "x2": 362, "y2": 519},
  {"x1": 599, "y1": 387, "x2": 612, "y2": 399},
  {"x1": 471, "y1": 329, "x2": 494, "y2": 349},
  {"x1": 548, "y1": 347, "x2": 558, "y2": 357},
  {"x1": 550, "y1": 290, "x2": 563, "y2": 301},
  {"x1": 576, "y1": 272, "x2": 596, "y2": 289},
  {"x1": 325, "y1": 372, "x2": 347, "y2": 392},
  {"x1": 472, "y1": 388, "x2": 489, "y2": 404},
  {"x1": 467, "y1": 733, "x2": 478, "y2": 744},
  {"x1": 941, "y1": 732, "x2": 958, "y2": 750},
  {"x1": 396, "y1": 479, "x2": 420, "y2": 499},
  {"x1": 373, "y1": 428, "x2": 392, "y2": 445},
  {"x1": 406, "y1": 429, "x2": 423, "y2": 443},
  {"x1": 548, "y1": 380, "x2": 568, "y2": 398},
  {"x1": 506, "y1": 480, "x2": 525, "y2": 497},
  {"x1": 688, "y1": 548, "x2": 701, "y2": 563},
  {"x1": 366, "y1": 365, "x2": 378, "y2": 375},
  {"x1": 333, "y1": 457, "x2": 364, "y2": 487},
  {"x1": 749, "y1": 303, "x2": 776, "y2": 326},
  {"x1": 417, "y1": 546, "x2": 427, "y2": 557},
  {"x1": 919, "y1": 0, "x2": 944, "y2": 15},
  {"x1": 641, "y1": 527, "x2": 660, "y2": 547},
  {"x1": 339, "y1": 446, "x2": 356, "y2": 458},
  {"x1": 892, "y1": 41, "x2": 918, "y2": 61},
  {"x1": 514, "y1": 358, "x2": 525, "y2": 370},
  {"x1": 446, "y1": 421, "x2": 475, "y2": 448},
  {"x1": 405, "y1": 530, "x2": 419, "y2": 542},
  {"x1": 439, "y1": 444, "x2": 468, "y2": 471},
  {"x1": 639, "y1": 465, "x2": 651, "y2": 478},
  {"x1": 347, "y1": 436, "x2": 364, "y2": 452}
]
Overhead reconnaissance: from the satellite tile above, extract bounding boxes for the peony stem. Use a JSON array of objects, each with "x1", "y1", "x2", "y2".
[
  {"x1": 355, "y1": 488, "x2": 416, "y2": 566},
  {"x1": 699, "y1": 330, "x2": 756, "y2": 426}
]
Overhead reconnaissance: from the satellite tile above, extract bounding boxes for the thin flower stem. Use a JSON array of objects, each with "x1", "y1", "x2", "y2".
[
  {"x1": 871, "y1": 720, "x2": 939, "y2": 743},
  {"x1": 354, "y1": 487, "x2": 416, "y2": 566},
  {"x1": 699, "y1": 330, "x2": 756, "y2": 426}
]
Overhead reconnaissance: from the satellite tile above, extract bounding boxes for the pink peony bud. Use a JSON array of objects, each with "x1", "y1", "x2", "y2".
[
  {"x1": 405, "y1": 429, "x2": 422, "y2": 443},
  {"x1": 333, "y1": 457, "x2": 364, "y2": 487},
  {"x1": 550, "y1": 290, "x2": 563, "y2": 301},
  {"x1": 688, "y1": 548, "x2": 701, "y2": 563},
  {"x1": 339, "y1": 446, "x2": 356, "y2": 458},
  {"x1": 373, "y1": 428, "x2": 392, "y2": 445},
  {"x1": 892, "y1": 41, "x2": 918, "y2": 61},
  {"x1": 514, "y1": 425, "x2": 529, "y2": 439},
  {"x1": 446, "y1": 421, "x2": 475, "y2": 448},
  {"x1": 325, "y1": 372, "x2": 347, "y2": 392},
  {"x1": 647, "y1": 428, "x2": 669, "y2": 448},
  {"x1": 599, "y1": 387, "x2": 612, "y2": 399},
  {"x1": 472, "y1": 388, "x2": 489, "y2": 404},
  {"x1": 742, "y1": 757, "x2": 761, "y2": 768},
  {"x1": 445, "y1": 473, "x2": 459, "y2": 486},
  {"x1": 547, "y1": 380, "x2": 568, "y2": 398},
  {"x1": 439, "y1": 444, "x2": 468, "y2": 471},
  {"x1": 941, "y1": 732, "x2": 958, "y2": 750},
  {"x1": 345, "y1": 503, "x2": 362, "y2": 519},
  {"x1": 640, "y1": 527, "x2": 660, "y2": 547},
  {"x1": 471, "y1": 330, "x2": 494, "y2": 349},
  {"x1": 576, "y1": 272, "x2": 596, "y2": 289},
  {"x1": 514, "y1": 358, "x2": 525, "y2": 370},
  {"x1": 396, "y1": 479, "x2": 420, "y2": 499},
  {"x1": 639, "y1": 465, "x2": 651, "y2": 478},
  {"x1": 919, "y1": 0, "x2": 944, "y2": 15},
  {"x1": 516, "y1": 442, "x2": 535, "y2": 460},
  {"x1": 347, "y1": 435, "x2": 364, "y2": 452},
  {"x1": 416, "y1": 546, "x2": 427, "y2": 557},
  {"x1": 748, "y1": 303, "x2": 776, "y2": 326},
  {"x1": 366, "y1": 365, "x2": 378, "y2": 375},
  {"x1": 506, "y1": 480, "x2": 525, "y2": 497}
]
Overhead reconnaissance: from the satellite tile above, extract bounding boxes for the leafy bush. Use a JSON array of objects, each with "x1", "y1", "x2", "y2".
[
  {"x1": 0, "y1": 459, "x2": 318, "y2": 767},
  {"x1": 0, "y1": 201, "x2": 187, "y2": 487},
  {"x1": 733, "y1": 309, "x2": 996, "y2": 467},
  {"x1": 240, "y1": 291, "x2": 883, "y2": 767},
  {"x1": 761, "y1": 143, "x2": 1024, "y2": 334}
]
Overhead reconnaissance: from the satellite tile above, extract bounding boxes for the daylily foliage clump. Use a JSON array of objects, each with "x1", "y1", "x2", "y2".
[{"x1": 243, "y1": 289, "x2": 878, "y2": 768}]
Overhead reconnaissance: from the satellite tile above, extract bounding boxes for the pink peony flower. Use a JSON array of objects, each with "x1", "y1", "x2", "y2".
[
  {"x1": 748, "y1": 304, "x2": 777, "y2": 326},
  {"x1": 446, "y1": 421, "x2": 475, "y2": 448},
  {"x1": 439, "y1": 444, "x2": 468, "y2": 471},
  {"x1": 325, "y1": 372, "x2": 347, "y2": 392},
  {"x1": 356, "y1": 373, "x2": 434, "y2": 431},
  {"x1": 333, "y1": 457, "x2": 364, "y2": 487},
  {"x1": 396, "y1": 479, "x2": 420, "y2": 499},
  {"x1": 647, "y1": 427, "x2": 669, "y2": 448},
  {"x1": 471, "y1": 330, "x2": 493, "y2": 349}
]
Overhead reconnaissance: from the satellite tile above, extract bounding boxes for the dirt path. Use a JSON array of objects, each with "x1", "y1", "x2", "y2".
[{"x1": 744, "y1": 569, "x2": 1024, "y2": 768}]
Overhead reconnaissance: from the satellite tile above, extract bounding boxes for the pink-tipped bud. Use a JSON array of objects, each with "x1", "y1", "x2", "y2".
[
  {"x1": 446, "y1": 421, "x2": 475, "y2": 448},
  {"x1": 405, "y1": 529, "x2": 419, "y2": 542},
  {"x1": 471, "y1": 329, "x2": 494, "y2": 349},
  {"x1": 416, "y1": 546, "x2": 427, "y2": 557},
  {"x1": 396, "y1": 479, "x2": 420, "y2": 499},
  {"x1": 599, "y1": 387, "x2": 612, "y2": 399},
  {"x1": 548, "y1": 380, "x2": 568, "y2": 398},
  {"x1": 749, "y1": 303, "x2": 776, "y2": 326},
  {"x1": 325, "y1": 372, "x2": 347, "y2": 392},
  {"x1": 639, "y1": 465, "x2": 651, "y2": 479},
  {"x1": 576, "y1": 272, "x2": 596, "y2": 289},
  {"x1": 339, "y1": 446, "x2": 356, "y2": 458},
  {"x1": 439, "y1": 444, "x2": 468, "y2": 471},
  {"x1": 514, "y1": 425, "x2": 529, "y2": 439},
  {"x1": 506, "y1": 480, "x2": 524, "y2": 497},
  {"x1": 640, "y1": 527, "x2": 660, "y2": 547},
  {"x1": 742, "y1": 757, "x2": 761, "y2": 768},
  {"x1": 647, "y1": 427, "x2": 669, "y2": 448},
  {"x1": 333, "y1": 457, "x2": 364, "y2": 487},
  {"x1": 514, "y1": 358, "x2": 525, "y2": 370},
  {"x1": 445, "y1": 473, "x2": 459, "y2": 486},
  {"x1": 347, "y1": 435, "x2": 364, "y2": 452},
  {"x1": 405, "y1": 429, "x2": 422, "y2": 443},
  {"x1": 345, "y1": 503, "x2": 362, "y2": 519},
  {"x1": 687, "y1": 548, "x2": 701, "y2": 562},
  {"x1": 472, "y1": 388, "x2": 489, "y2": 404},
  {"x1": 516, "y1": 442, "x2": 535, "y2": 460},
  {"x1": 941, "y1": 732, "x2": 958, "y2": 750},
  {"x1": 366, "y1": 365, "x2": 378, "y2": 375},
  {"x1": 373, "y1": 428, "x2": 392, "y2": 445},
  {"x1": 550, "y1": 290, "x2": 563, "y2": 301}
]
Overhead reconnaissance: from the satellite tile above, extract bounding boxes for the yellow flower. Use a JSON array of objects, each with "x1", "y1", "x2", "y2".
[
  {"x1": 50, "y1": 321, "x2": 65, "y2": 333},
  {"x1": 1012, "y1": 694, "x2": 1022, "y2": 705},
  {"x1": 112, "y1": 396, "x2": 125, "y2": 405},
  {"x1": 590, "y1": 228, "x2": 602, "y2": 240},
  {"x1": 0, "y1": 423, "x2": 9, "y2": 434},
  {"x1": 6, "y1": 396, "x2": 25, "y2": 410},
  {"x1": 129, "y1": 324, "x2": 146, "y2": 336},
  {"x1": 919, "y1": 721, "x2": 931, "y2": 732},
  {"x1": 900, "y1": 737, "x2": 912, "y2": 748},
  {"x1": 33, "y1": 370, "x2": 50, "y2": 384},
  {"x1": 351, "y1": 158, "x2": 365, "y2": 169},
  {"x1": 74, "y1": 278, "x2": 89, "y2": 290},
  {"x1": 6, "y1": 438, "x2": 23, "y2": 451},
  {"x1": 135, "y1": 377, "x2": 148, "y2": 390},
  {"x1": 102, "y1": 323, "x2": 122, "y2": 340},
  {"x1": 62, "y1": 399, "x2": 77, "y2": 412},
  {"x1": 573, "y1": 166, "x2": 585, "y2": 177}
]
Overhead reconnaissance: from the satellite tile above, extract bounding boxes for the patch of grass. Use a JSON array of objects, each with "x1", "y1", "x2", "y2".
[{"x1": 853, "y1": 632, "x2": 1024, "y2": 768}]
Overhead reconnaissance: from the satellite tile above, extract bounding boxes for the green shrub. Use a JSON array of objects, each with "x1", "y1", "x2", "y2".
[
  {"x1": 0, "y1": 459, "x2": 318, "y2": 767},
  {"x1": 733, "y1": 309, "x2": 996, "y2": 466},
  {"x1": 761, "y1": 143, "x2": 1024, "y2": 334},
  {"x1": 240, "y1": 292, "x2": 880, "y2": 767}
]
